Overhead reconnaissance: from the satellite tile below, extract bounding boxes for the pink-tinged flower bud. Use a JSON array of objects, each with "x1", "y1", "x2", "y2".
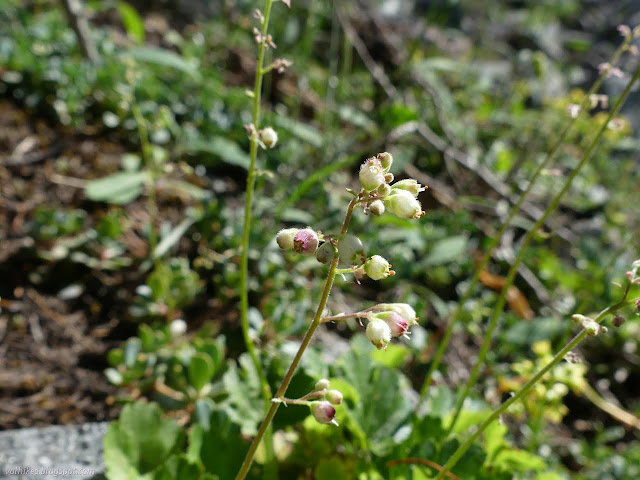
[
  {"x1": 369, "y1": 199, "x2": 385, "y2": 216},
  {"x1": 315, "y1": 378, "x2": 330, "y2": 391},
  {"x1": 259, "y1": 127, "x2": 278, "y2": 148},
  {"x1": 338, "y1": 234, "x2": 364, "y2": 265},
  {"x1": 293, "y1": 228, "x2": 319, "y2": 255},
  {"x1": 311, "y1": 401, "x2": 338, "y2": 426},
  {"x1": 378, "y1": 303, "x2": 418, "y2": 326},
  {"x1": 366, "y1": 319, "x2": 391, "y2": 349},
  {"x1": 392, "y1": 179, "x2": 426, "y2": 198},
  {"x1": 385, "y1": 190, "x2": 424, "y2": 219},
  {"x1": 377, "y1": 312, "x2": 409, "y2": 338},
  {"x1": 636, "y1": 299, "x2": 640, "y2": 312},
  {"x1": 359, "y1": 157, "x2": 386, "y2": 191},
  {"x1": 325, "y1": 389, "x2": 343, "y2": 405},
  {"x1": 384, "y1": 173, "x2": 394, "y2": 183},
  {"x1": 377, "y1": 152, "x2": 393, "y2": 171},
  {"x1": 364, "y1": 255, "x2": 394, "y2": 280},
  {"x1": 276, "y1": 228, "x2": 299, "y2": 250},
  {"x1": 316, "y1": 242, "x2": 337, "y2": 264},
  {"x1": 612, "y1": 315, "x2": 625, "y2": 328}
]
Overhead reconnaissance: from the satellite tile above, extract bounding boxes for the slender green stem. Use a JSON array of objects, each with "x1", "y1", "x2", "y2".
[
  {"x1": 434, "y1": 293, "x2": 638, "y2": 480},
  {"x1": 418, "y1": 37, "x2": 631, "y2": 404},
  {"x1": 446, "y1": 61, "x2": 640, "y2": 433},
  {"x1": 239, "y1": 0, "x2": 277, "y2": 475},
  {"x1": 235, "y1": 199, "x2": 358, "y2": 480},
  {"x1": 131, "y1": 102, "x2": 158, "y2": 257}
]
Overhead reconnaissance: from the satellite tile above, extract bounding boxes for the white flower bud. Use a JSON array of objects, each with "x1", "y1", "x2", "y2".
[
  {"x1": 359, "y1": 157, "x2": 386, "y2": 191},
  {"x1": 377, "y1": 183, "x2": 392, "y2": 197},
  {"x1": 392, "y1": 179, "x2": 425, "y2": 198},
  {"x1": 364, "y1": 255, "x2": 393, "y2": 280},
  {"x1": 325, "y1": 389, "x2": 343, "y2": 405},
  {"x1": 385, "y1": 190, "x2": 424, "y2": 219},
  {"x1": 377, "y1": 152, "x2": 393, "y2": 171},
  {"x1": 259, "y1": 127, "x2": 278, "y2": 148},
  {"x1": 369, "y1": 199, "x2": 385, "y2": 216},
  {"x1": 366, "y1": 319, "x2": 391, "y2": 350},
  {"x1": 315, "y1": 378, "x2": 330, "y2": 391},
  {"x1": 276, "y1": 228, "x2": 299, "y2": 250},
  {"x1": 169, "y1": 319, "x2": 187, "y2": 337}
]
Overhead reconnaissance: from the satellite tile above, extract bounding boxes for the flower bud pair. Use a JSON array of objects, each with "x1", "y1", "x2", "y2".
[
  {"x1": 276, "y1": 227, "x2": 319, "y2": 255},
  {"x1": 376, "y1": 303, "x2": 419, "y2": 326},
  {"x1": 373, "y1": 311, "x2": 409, "y2": 338},
  {"x1": 571, "y1": 314, "x2": 608, "y2": 336}
]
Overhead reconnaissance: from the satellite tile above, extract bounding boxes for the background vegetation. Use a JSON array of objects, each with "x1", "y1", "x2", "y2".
[{"x1": 1, "y1": 0, "x2": 639, "y2": 479}]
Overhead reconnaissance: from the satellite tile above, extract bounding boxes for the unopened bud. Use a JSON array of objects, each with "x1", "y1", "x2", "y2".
[
  {"x1": 293, "y1": 228, "x2": 319, "y2": 255},
  {"x1": 337, "y1": 235, "x2": 365, "y2": 265},
  {"x1": 276, "y1": 228, "x2": 299, "y2": 250},
  {"x1": 378, "y1": 303, "x2": 418, "y2": 326},
  {"x1": 612, "y1": 315, "x2": 625, "y2": 328},
  {"x1": 384, "y1": 173, "x2": 394, "y2": 183},
  {"x1": 377, "y1": 152, "x2": 393, "y2": 171},
  {"x1": 316, "y1": 242, "x2": 337, "y2": 264},
  {"x1": 259, "y1": 127, "x2": 278, "y2": 148},
  {"x1": 392, "y1": 179, "x2": 426, "y2": 198},
  {"x1": 636, "y1": 299, "x2": 640, "y2": 312},
  {"x1": 366, "y1": 319, "x2": 391, "y2": 349},
  {"x1": 377, "y1": 183, "x2": 392, "y2": 197},
  {"x1": 359, "y1": 157, "x2": 386, "y2": 191},
  {"x1": 325, "y1": 389, "x2": 343, "y2": 405},
  {"x1": 311, "y1": 401, "x2": 338, "y2": 426},
  {"x1": 364, "y1": 255, "x2": 394, "y2": 280},
  {"x1": 169, "y1": 319, "x2": 187, "y2": 337},
  {"x1": 385, "y1": 190, "x2": 424, "y2": 219},
  {"x1": 369, "y1": 199, "x2": 385, "y2": 216},
  {"x1": 315, "y1": 378, "x2": 330, "y2": 391},
  {"x1": 377, "y1": 312, "x2": 409, "y2": 338}
]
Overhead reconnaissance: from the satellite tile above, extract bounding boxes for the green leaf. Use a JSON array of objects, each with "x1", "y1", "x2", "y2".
[
  {"x1": 493, "y1": 449, "x2": 547, "y2": 472},
  {"x1": 190, "y1": 410, "x2": 248, "y2": 478},
  {"x1": 184, "y1": 137, "x2": 250, "y2": 169},
  {"x1": 273, "y1": 115, "x2": 324, "y2": 147},
  {"x1": 150, "y1": 455, "x2": 202, "y2": 480},
  {"x1": 188, "y1": 352, "x2": 215, "y2": 391},
  {"x1": 315, "y1": 457, "x2": 351, "y2": 480},
  {"x1": 85, "y1": 171, "x2": 150, "y2": 205},
  {"x1": 104, "y1": 402, "x2": 184, "y2": 479},
  {"x1": 124, "y1": 337, "x2": 142, "y2": 368},
  {"x1": 221, "y1": 354, "x2": 264, "y2": 435},
  {"x1": 127, "y1": 47, "x2": 201, "y2": 80},
  {"x1": 421, "y1": 236, "x2": 468, "y2": 267},
  {"x1": 117, "y1": 2, "x2": 145, "y2": 44},
  {"x1": 336, "y1": 335, "x2": 413, "y2": 456},
  {"x1": 153, "y1": 218, "x2": 196, "y2": 259}
]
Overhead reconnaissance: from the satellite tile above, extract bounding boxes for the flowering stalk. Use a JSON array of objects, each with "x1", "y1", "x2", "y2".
[
  {"x1": 418, "y1": 33, "x2": 636, "y2": 404},
  {"x1": 434, "y1": 287, "x2": 639, "y2": 480},
  {"x1": 238, "y1": 0, "x2": 285, "y2": 475},
  {"x1": 235, "y1": 197, "x2": 359, "y2": 480},
  {"x1": 445, "y1": 60, "x2": 640, "y2": 433}
]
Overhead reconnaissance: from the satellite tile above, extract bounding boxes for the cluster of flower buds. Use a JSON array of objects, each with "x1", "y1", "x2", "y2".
[
  {"x1": 358, "y1": 152, "x2": 426, "y2": 220},
  {"x1": 277, "y1": 228, "x2": 395, "y2": 282},
  {"x1": 271, "y1": 378, "x2": 343, "y2": 426},
  {"x1": 571, "y1": 314, "x2": 608, "y2": 336},
  {"x1": 277, "y1": 227, "x2": 320, "y2": 255},
  {"x1": 364, "y1": 303, "x2": 418, "y2": 349}
]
